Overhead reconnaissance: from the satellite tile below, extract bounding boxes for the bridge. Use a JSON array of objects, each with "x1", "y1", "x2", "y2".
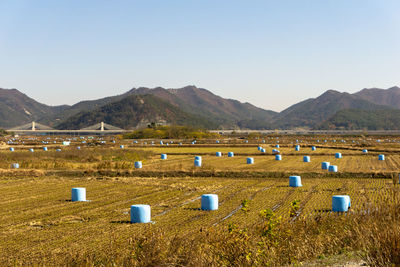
[
  {"x1": 8, "y1": 122, "x2": 128, "y2": 135},
  {"x1": 9, "y1": 122, "x2": 400, "y2": 136}
]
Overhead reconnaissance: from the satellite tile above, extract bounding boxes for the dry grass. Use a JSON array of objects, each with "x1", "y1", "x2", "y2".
[
  {"x1": 0, "y1": 175, "x2": 398, "y2": 266},
  {"x1": 1, "y1": 134, "x2": 400, "y2": 266}
]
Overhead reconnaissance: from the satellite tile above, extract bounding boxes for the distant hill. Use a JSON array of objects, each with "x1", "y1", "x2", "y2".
[
  {"x1": 38, "y1": 92, "x2": 132, "y2": 126},
  {"x1": 56, "y1": 94, "x2": 217, "y2": 130},
  {"x1": 270, "y1": 90, "x2": 390, "y2": 129},
  {"x1": 41, "y1": 85, "x2": 277, "y2": 129},
  {"x1": 126, "y1": 86, "x2": 277, "y2": 129},
  {"x1": 0, "y1": 88, "x2": 66, "y2": 128},
  {"x1": 354, "y1": 86, "x2": 400, "y2": 109},
  {"x1": 2, "y1": 84, "x2": 400, "y2": 130},
  {"x1": 317, "y1": 109, "x2": 400, "y2": 130}
]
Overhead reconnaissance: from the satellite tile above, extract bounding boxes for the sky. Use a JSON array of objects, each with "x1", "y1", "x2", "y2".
[{"x1": 0, "y1": 0, "x2": 400, "y2": 112}]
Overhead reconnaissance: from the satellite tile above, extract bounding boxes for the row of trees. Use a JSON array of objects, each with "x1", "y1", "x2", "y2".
[{"x1": 123, "y1": 125, "x2": 219, "y2": 139}]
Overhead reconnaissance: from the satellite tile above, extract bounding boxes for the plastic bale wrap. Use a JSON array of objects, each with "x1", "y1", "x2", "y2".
[
  {"x1": 134, "y1": 161, "x2": 142, "y2": 169},
  {"x1": 201, "y1": 194, "x2": 218, "y2": 210},
  {"x1": 11, "y1": 163, "x2": 19, "y2": 169},
  {"x1": 71, "y1": 188, "x2": 86, "y2": 202},
  {"x1": 289, "y1": 176, "x2": 302, "y2": 187},
  {"x1": 332, "y1": 195, "x2": 351, "y2": 212},
  {"x1": 329, "y1": 165, "x2": 338, "y2": 172},
  {"x1": 321, "y1": 162, "x2": 330, "y2": 170},
  {"x1": 130, "y1": 204, "x2": 151, "y2": 223}
]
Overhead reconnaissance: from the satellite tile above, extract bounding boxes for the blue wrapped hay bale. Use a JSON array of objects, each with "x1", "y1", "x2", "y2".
[
  {"x1": 295, "y1": 145, "x2": 300, "y2": 151},
  {"x1": 120, "y1": 145, "x2": 124, "y2": 149},
  {"x1": 362, "y1": 149, "x2": 368, "y2": 154},
  {"x1": 289, "y1": 176, "x2": 302, "y2": 187},
  {"x1": 329, "y1": 165, "x2": 338, "y2": 172},
  {"x1": 71, "y1": 188, "x2": 86, "y2": 202},
  {"x1": 201, "y1": 194, "x2": 218, "y2": 210},
  {"x1": 11, "y1": 163, "x2": 19, "y2": 169},
  {"x1": 194, "y1": 156, "x2": 202, "y2": 167},
  {"x1": 161, "y1": 154, "x2": 167, "y2": 160},
  {"x1": 332, "y1": 195, "x2": 351, "y2": 212},
  {"x1": 275, "y1": 154, "x2": 282, "y2": 161},
  {"x1": 321, "y1": 162, "x2": 330, "y2": 170},
  {"x1": 29, "y1": 148, "x2": 34, "y2": 152},
  {"x1": 378, "y1": 154, "x2": 385, "y2": 161},
  {"x1": 228, "y1": 152, "x2": 234, "y2": 157},
  {"x1": 311, "y1": 146, "x2": 316, "y2": 151},
  {"x1": 134, "y1": 161, "x2": 142, "y2": 169},
  {"x1": 43, "y1": 147, "x2": 48, "y2": 151},
  {"x1": 257, "y1": 146, "x2": 262, "y2": 151},
  {"x1": 247, "y1": 157, "x2": 254, "y2": 164},
  {"x1": 130, "y1": 204, "x2": 151, "y2": 223},
  {"x1": 261, "y1": 148, "x2": 266, "y2": 153},
  {"x1": 335, "y1": 152, "x2": 342, "y2": 159},
  {"x1": 276, "y1": 144, "x2": 280, "y2": 148},
  {"x1": 303, "y1": 156, "x2": 310, "y2": 162},
  {"x1": 216, "y1": 152, "x2": 222, "y2": 157},
  {"x1": 9, "y1": 147, "x2": 14, "y2": 152}
]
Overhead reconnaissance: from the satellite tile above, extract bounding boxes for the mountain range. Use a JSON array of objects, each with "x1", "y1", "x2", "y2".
[{"x1": 0, "y1": 85, "x2": 400, "y2": 130}]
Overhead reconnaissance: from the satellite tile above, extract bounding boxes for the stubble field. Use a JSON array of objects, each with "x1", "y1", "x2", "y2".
[{"x1": 1, "y1": 135, "x2": 400, "y2": 266}]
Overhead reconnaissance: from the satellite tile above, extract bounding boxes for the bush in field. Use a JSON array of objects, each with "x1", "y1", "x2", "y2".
[
  {"x1": 247, "y1": 132, "x2": 264, "y2": 139},
  {"x1": 123, "y1": 125, "x2": 219, "y2": 139},
  {"x1": 289, "y1": 199, "x2": 301, "y2": 217},
  {"x1": 46, "y1": 198, "x2": 400, "y2": 266},
  {"x1": 0, "y1": 128, "x2": 10, "y2": 136}
]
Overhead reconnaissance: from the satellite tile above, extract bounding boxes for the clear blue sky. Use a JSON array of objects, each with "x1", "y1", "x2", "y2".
[{"x1": 0, "y1": 0, "x2": 399, "y2": 111}]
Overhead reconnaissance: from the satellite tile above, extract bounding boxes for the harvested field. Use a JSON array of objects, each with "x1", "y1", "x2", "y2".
[{"x1": 1, "y1": 135, "x2": 400, "y2": 266}]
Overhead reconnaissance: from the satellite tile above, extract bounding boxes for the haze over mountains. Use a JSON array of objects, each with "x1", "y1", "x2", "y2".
[{"x1": 0, "y1": 85, "x2": 400, "y2": 130}]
